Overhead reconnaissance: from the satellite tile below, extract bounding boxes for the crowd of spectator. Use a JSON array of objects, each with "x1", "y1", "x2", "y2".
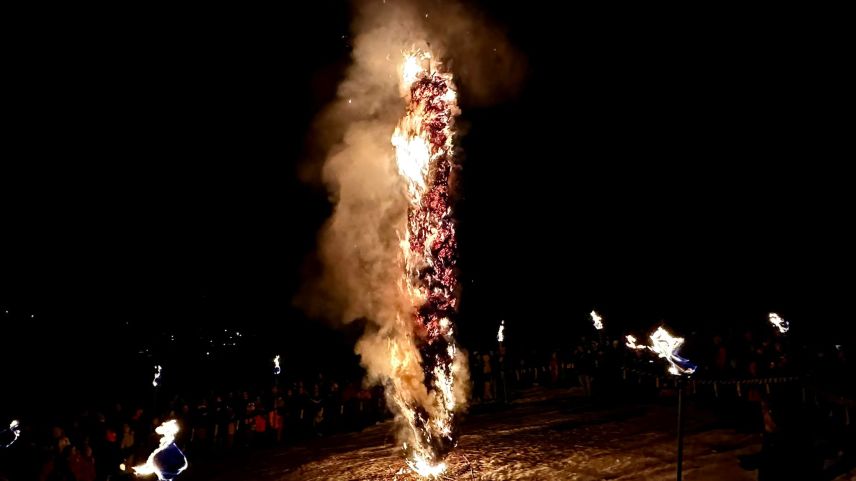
[{"x1": 1, "y1": 326, "x2": 852, "y2": 481}]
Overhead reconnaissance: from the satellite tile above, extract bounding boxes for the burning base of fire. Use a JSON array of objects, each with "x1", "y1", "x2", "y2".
[
  {"x1": 184, "y1": 389, "x2": 760, "y2": 481},
  {"x1": 288, "y1": 409, "x2": 757, "y2": 481}
]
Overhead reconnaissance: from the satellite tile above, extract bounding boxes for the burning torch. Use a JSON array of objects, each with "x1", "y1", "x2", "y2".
[
  {"x1": 1, "y1": 419, "x2": 21, "y2": 448},
  {"x1": 590, "y1": 310, "x2": 604, "y2": 331},
  {"x1": 152, "y1": 365, "x2": 162, "y2": 387},
  {"x1": 496, "y1": 320, "x2": 508, "y2": 403},
  {"x1": 273, "y1": 354, "x2": 281, "y2": 387},
  {"x1": 152, "y1": 365, "x2": 162, "y2": 411},
  {"x1": 133, "y1": 420, "x2": 188, "y2": 481},
  {"x1": 626, "y1": 326, "x2": 696, "y2": 481},
  {"x1": 768, "y1": 312, "x2": 789, "y2": 334}
]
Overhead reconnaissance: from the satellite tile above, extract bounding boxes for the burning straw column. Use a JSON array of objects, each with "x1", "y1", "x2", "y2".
[
  {"x1": 626, "y1": 327, "x2": 696, "y2": 481},
  {"x1": 388, "y1": 50, "x2": 465, "y2": 477}
]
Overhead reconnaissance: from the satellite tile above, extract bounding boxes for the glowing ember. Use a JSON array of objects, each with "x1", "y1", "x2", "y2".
[
  {"x1": 626, "y1": 327, "x2": 696, "y2": 376},
  {"x1": 133, "y1": 420, "x2": 188, "y2": 480},
  {"x1": 590, "y1": 310, "x2": 603, "y2": 330},
  {"x1": 1, "y1": 420, "x2": 21, "y2": 448},
  {"x1": 273, "y1": 355, "x2": 281, "y2": 375},
  {"x1": 768, "y1": 312, "x2": 789, "y2": 334},
  {"x1": 497, "y1": 320, "x2": 505, "y2": 343},
  {"x1": 152, "y1": 365, "x2": 162, "y2": 387},
  {"x1": 389, "y1": 49, "x2": 464, "y2": 477}
]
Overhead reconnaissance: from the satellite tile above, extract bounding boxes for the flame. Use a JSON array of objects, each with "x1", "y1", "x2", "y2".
[
  {"x1": 402, "y1": 52, "x2": 427, "y2": 86},
  {"x1": 273, "y1": 355, "x2": 281, "y2": 375},
  {"x1": 769, "y1": 312, "x2": 789, "y2": 334},
  {"x1": 626, "y1": 327, "x2": 696, "y2": 376},
  {"x1": 388, "y1": 49, "x2": 464, "y2": 478},
  {"x1": 133, "y1": 420, "x2": 188, "y2": 480},
  {"x1": 152, "y1": 365, "x2": 162, "y2": 387},
  {"x1": 590, "y1": 311, "x2": 603, "y2": 330},
  {"x1": 2, "y1": 420, "x2": 20, "y2": 448},
  {"x1": 497, "y1": 320, "x2": 505, "y2": 343},
  {"x1": 625, "y1": 334, "x2": 641, "y2": 349},
  {"x1": 407, "y1": 457, "x2": 448, "y2": 478}
]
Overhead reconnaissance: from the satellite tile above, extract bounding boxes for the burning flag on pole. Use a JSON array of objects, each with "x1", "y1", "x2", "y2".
[
  {"x1": 590, "y1": 310, "x2": 604, "y2": 330},
  {"x1": 133, "y1": 420, "x2": 187, "y2": 481},
  {"x1": 626, "y1": 327, "x2": 696, "y2": 376},
  {"x1": 768, "y1": 312, "x2": 789, "y2": 334},
  {"x1": 497, "y1": 320, "x2": 505, "y2": 343},
  {"x1": 1, "y1": 420, "x2": 20, "y2": 448}
]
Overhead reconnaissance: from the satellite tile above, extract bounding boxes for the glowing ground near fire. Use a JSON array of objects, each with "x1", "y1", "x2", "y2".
[{"x1": 184, "y1": 389, "x2": 762, "y2": 481}]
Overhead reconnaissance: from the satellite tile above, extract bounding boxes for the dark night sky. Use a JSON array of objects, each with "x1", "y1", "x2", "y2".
[{"x1": 1, "y1": 3, "x2": 852, "y2": 413}]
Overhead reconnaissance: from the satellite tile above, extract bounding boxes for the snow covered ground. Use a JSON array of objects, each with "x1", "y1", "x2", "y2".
[{"x1": 184, "y1": 387, "x2": 855, "y2": 480}]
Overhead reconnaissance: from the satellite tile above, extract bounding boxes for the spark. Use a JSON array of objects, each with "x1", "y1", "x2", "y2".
[
  {"x1": 273, "y1": 355, "x2": 281, "y2": 375},
  {"x1": 497, "y1": 320, "x2": 505, "y2": 343}
]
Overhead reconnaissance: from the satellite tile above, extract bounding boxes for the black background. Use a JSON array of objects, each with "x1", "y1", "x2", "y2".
[{"x1": 1, "y1": 2, "x2": 852, "y2": 416}]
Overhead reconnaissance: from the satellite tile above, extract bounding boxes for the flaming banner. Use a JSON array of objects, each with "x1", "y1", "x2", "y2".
[{"x1": 389, "y1": 50, "x2": 464, "y2": 477}]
